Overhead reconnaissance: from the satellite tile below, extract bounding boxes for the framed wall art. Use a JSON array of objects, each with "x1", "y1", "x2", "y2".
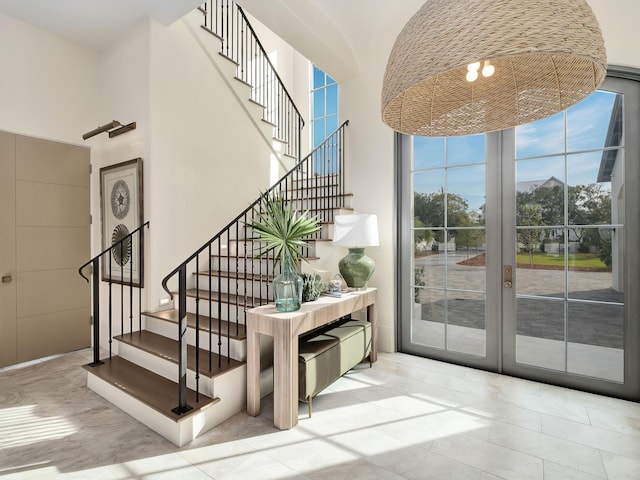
[{"x1": 100, "y1": 158, "x2": 144, "y2": 286}]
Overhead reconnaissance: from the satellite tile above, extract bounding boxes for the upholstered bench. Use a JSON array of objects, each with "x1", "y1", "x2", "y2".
[{"x1": 298, "y1": 319, "x2": 372, "y2": 417}]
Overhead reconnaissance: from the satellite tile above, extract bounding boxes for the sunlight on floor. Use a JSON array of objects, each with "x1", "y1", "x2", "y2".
[{"x1": 0, "y1": 405, "x2": 76, "y2": 449}]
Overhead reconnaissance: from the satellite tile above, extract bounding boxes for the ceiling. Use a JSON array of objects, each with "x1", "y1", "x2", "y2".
[
  {"x1": 0, "y1": 0, "x2": 636, "y2": 82},
  {"x1": 0, "y1": 0, "x2": 424, "y2": 80},
  {"x1": 0, "y1": 0, "x2": 203, "y2": 51}
]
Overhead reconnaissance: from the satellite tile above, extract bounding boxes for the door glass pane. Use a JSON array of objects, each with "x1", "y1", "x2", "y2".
[
  {"x1": 516, "y1": 298, "x2": 565, "y2": 371},
  {"x1": 515, "y1": 111, "x2": 565, "y2": 158},
  {"x1": 567, "y1": 152, "x2": 613, "y2": 225},
  {"x1": 412, "y1": 287, "x2": 445, "y2": 349},
  {"x1": 516, "y1": 156, "x2": 565, "y2": 227},
  {"x1": 447, "y1": 291, "x2": 486, "y2": 356},
  {"x1": 567, "y1": 302, "x2": 624, "y2": 382},
  {"x1": 447, "y1": 134, "x2": 485, "y2": 166},
  {"x1": 567, "y1": 227, "x2": 622, "y2": 301},
  {"x1": 515, "y1": 227, "x2": 564, "y2": 299},
  {"x1": 414, "y1": 230, "x2": 444, "y2": 286},
  {"x1": 414, "y1": 171, "x2": 445, "y2": 227},
  {"x1": 414, "y1": 137, "x2": 444, "y2": 170},
  {"x1": 567, "y1": 91, "x2": 621, "y2": 151},
  {"x1": 447, "y1": 165, "x2": 485, "y2": 227},
  {"x1": 447, "y1": 229, "x2": 486, "y2": 291}
]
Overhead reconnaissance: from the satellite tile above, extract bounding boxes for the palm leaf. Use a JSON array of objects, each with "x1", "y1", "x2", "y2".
[{"x1": 247, "y1": 191, "x2": 321, "y2": 269}]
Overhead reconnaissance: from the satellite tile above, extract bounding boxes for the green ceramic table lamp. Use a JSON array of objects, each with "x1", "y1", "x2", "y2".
[{"x1": 332, "y1": 214, "x2": 379, "y2": 289}]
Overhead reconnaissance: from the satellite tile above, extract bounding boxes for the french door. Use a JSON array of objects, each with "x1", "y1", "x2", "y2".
[{"x1": 398, "y1": 73, "x2": 640, "y2": 400}]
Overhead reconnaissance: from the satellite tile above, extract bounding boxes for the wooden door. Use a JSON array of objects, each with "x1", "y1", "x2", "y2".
[{"x1": 0, "y1": 132, "x2": 91, "y2": 367}]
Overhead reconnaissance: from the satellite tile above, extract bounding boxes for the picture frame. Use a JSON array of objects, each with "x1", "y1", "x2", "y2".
[{"x1": 100, "y1": 158, "x2": 144, "y2": 286}]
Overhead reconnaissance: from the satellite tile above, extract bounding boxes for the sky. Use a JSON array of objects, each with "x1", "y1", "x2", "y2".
[{"x1": 412, "y1": 90, "x2": 619, "y2": 212}]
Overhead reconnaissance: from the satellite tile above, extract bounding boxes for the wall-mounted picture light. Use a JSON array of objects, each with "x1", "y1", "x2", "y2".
[{"x1": 82, "y1": 120, "x2": 136, "y2": 140}]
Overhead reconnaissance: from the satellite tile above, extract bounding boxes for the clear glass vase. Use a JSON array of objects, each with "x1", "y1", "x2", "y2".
[{"x1": 273, "y1": 255, "x2": 303, "y2": 312}]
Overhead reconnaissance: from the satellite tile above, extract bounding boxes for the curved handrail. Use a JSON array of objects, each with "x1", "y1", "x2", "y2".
[
  {"x1": 79, "y1": 221, "x2": 150, "y2": 282},
  {"x1": 235, "y1": 4, "x2": 303, "y2": 128},
  {"x1": 200, "y1": 0, "x2": 304, "y2": 159},
  {"x1": 161, "y1": 120, "x2": 349, "y2": 298}
]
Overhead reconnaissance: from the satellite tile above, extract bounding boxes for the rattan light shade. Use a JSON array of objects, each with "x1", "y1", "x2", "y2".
[{"x1": 381, "y1": 0, "x2": 607, "y2": 137}]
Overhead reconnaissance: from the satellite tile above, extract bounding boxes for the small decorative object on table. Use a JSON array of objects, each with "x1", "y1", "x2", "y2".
[
  {"x1": 247, "y1": 191, "x2": 320, "y2": 312},
  {"x1": 301, "y1": 272, "x2": 324, "y2": 302}
]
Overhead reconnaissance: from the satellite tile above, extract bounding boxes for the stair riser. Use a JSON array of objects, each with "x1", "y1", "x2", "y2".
[
  {"x1": 185, "y1": 297, "x2": 269, "y2": 322},
  {"x1": 220, "y1": 240, "x2": 320, "y2": 257},
  {"x1": 86, "y1": 372, "x2": 225, "y2": 447},
  {"x1": 280, "y1": 198, "x2": 354, "y2": 213},
  {"x1": 145, "y1": 315, "x2": 247, "y2": 362},
  {"x1": 192, "y1": 278, "x2": 269, "y2": 297},
  {"x1": 287, "y1": 175, "x2": 340, "y2": 188}
]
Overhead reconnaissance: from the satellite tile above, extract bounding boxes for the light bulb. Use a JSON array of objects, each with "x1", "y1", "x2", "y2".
[
  {"x1": 466, "y1": 70, "x2": 478, "y2": 82},
  {"x1": 482, "y1": 61, "x2": 495, "y2": 77},
  {"x1": 467, "y1": 62, "x2": 481, "y2": 72}
]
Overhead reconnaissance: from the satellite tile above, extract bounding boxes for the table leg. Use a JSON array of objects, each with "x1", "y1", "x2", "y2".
[
  {"x1": 368, "y1": 302, "x2": 377, "y2": 363},
  {"x1": 246, "y1": 324, "x2": 261, "y2": 417},
  {"x1": 272, "y1": 320, "x2": 298, "y2": 430}
]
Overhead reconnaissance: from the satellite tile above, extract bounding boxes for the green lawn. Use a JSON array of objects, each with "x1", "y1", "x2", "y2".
[{"x1": 517, "y1": 252, "x2": 608, "y2": 269}]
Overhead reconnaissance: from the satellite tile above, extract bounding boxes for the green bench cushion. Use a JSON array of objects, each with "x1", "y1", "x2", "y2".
[
  {"x1": 298, "y1": 320, "x2": 372, "y2": 402},
  {"x1": 298, "y1": 334, "x2": 340, "y2": 400}
]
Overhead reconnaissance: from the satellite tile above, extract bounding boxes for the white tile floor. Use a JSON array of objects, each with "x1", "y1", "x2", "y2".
[{"x1": 1, "y1": 348, "x2": 639, "y2": 479}]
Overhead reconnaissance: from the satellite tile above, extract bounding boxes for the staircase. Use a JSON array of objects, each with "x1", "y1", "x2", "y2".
[
  {"x1": 81, "y1": 1, "x2": 353, "y2": 447},
  {"x1": 83, "y1": 120, "x2": 352, "y2": 445}
]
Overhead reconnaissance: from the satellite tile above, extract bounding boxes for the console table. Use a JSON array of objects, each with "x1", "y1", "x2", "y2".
[{"x1": 246, "y1": 288, "x2": 377, "y2": 430}]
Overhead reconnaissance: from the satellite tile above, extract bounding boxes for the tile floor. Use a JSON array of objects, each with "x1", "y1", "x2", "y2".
[{"x1": 1, "y1": 348, "x2": 639, "y2": 479}]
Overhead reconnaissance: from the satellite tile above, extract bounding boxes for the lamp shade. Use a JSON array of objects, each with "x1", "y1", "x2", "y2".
[
  {"x1": 333, "y1": 214, "x2": 379, "y2": 247},
  {"x1": 381, "y1": 0, "x2": 607, "y2": 137}
]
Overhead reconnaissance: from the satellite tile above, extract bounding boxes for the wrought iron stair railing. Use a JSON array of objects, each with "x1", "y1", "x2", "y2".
[
  {"x1": 161, "y1": 121, "x2": 349, "y2": 414},
  {"x1": 79, "y1": 221, "x2": 150, "y2": 367},
  {"x1": 199, "y1": 0, "x2": 304, "y2": 160}
]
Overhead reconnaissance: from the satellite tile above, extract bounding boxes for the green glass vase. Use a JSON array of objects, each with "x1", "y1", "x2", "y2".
[{"x1": 273, "y1": 255, "x2": 303, "y2": 312}]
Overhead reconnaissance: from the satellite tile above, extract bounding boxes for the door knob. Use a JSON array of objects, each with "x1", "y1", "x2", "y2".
[{"x1": 2, "y1": 275, "x2": 12, "y2": 283}]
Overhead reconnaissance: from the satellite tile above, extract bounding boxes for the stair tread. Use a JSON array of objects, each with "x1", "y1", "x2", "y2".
[
  {"x1": 144, "y1": 309, "x2": 247, "y2": 340},
  {"x1": 83, "y1": 356, "x2": 218, "y2": 421},
  {"x1": 209, "y1": 254, "x2": 320, "y2": 261},
  {"x1": 114, "y1": 330, "x2": 244, "y2": 378},
  {"x1": 195, "y1": 270, "x2": 275, "y2": 282}
]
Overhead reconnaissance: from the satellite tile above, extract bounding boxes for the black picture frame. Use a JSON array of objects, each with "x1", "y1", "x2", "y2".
[{"x1": 99, "y1": 158, "x2": 144, "y2": 286}]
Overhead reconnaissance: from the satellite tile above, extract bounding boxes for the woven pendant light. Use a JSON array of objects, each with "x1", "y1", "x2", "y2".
[{"x1": 381, "y1": 0, "x2": 607, "y2": 137}]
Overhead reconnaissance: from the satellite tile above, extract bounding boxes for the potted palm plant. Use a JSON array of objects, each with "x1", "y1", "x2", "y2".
[{"x1": 248, "y1": 191, "x2": 320, "y2": 312}]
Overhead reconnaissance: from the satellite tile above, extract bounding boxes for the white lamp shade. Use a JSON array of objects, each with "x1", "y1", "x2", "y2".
[{"x1": 333, "y1": 214, "x2": 379, "y2": 247}]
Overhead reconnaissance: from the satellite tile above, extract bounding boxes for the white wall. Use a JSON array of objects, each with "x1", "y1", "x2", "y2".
[
  {"x1": 0, "y1": 11, "x2": 99, "y2": 144},
  {"x1": 0, "y1": 9, "x2": 284, "y2": 350},
  {"x1": 146, "y1": 13, "x2": 274, "y2": 308},
  {"x1": 88, "y1": 13, "x2": 277, "y2": 328}
]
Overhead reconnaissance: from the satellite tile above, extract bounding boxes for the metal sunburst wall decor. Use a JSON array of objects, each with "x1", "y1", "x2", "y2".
[{"x1": 111, "y1": 224, "x2": 132, "y2": 267}]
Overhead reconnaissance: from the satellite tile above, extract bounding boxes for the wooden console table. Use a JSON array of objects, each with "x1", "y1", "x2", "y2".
[{"x1": 246, "y1": 288, "x2": 377, "y2": 430}]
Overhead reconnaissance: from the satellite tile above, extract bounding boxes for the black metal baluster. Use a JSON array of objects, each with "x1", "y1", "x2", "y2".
[
  {"x1": 89, "y1": 257, "x2": 103, "y2": 366},
  {"x1": 109, "y1": 253, "x2": 113, "y2": 358},
  {"x1": 120, "y1": 242, "x2": 124, "y2": 335},
  {"x1": 195, "y1": 256, "x2": 200, "y2": 402},
  {"x1": 129, "y1": 240, "x2": 133, "y2": 335},
  {"x1": 217, "y1": 242, "x2": 222, "y2": 368},
  {"x1": 172, "y1": 266, "x2": 192, "y2": 415},
  {"x1": 208, "y1": 243, "x2": 212, "y2": 373}
]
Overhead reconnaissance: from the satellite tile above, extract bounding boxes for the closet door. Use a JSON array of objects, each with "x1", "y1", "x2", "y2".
[{"x1": 0, "y1": 132, "x2": 90, "y2": 367}]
